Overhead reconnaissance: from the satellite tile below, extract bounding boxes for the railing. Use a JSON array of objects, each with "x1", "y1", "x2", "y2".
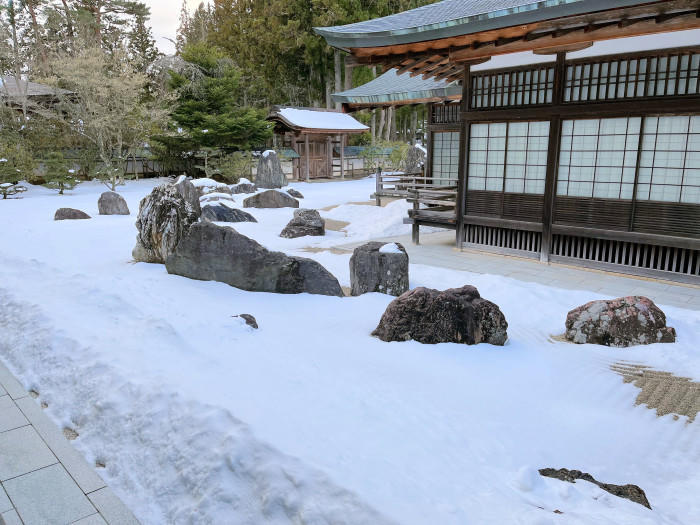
[
  {"x1": 430, "y1": 103, "x2": 461, "y2": 125},
  {"x1": 373, "y1": 170, "x2": 426, "y2": 205}
]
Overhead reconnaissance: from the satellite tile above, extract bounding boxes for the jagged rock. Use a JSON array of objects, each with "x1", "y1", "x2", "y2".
[
  {"x1": 243, "y1": 189, "x2": 299, "y2": 209},
  {"x1": 54, "y1": 208, "x2": 90, "y2": 220},
  {"x1": 539, "y1": 468, "x2": 651, "y2": 509},
  {"x1": 287, "y1": 188, "x2": 304, "y2": 199},
  {"x1": 234, "y1": 314, "x2": 258, "y2": 329},
  {"x1": 565, "y1": 296, "x2": 676, "y2": 347},
  {"x1": 132, "y1": 184, "x2": 200, "y2": 263},
  {"x1": 201, "y1": 204, "x2": 257, "y2": 223},
  {"x1": 372, "y1": 285, "x2": 508, "y2": 345},
  {"x1": 405, "y1": 144, "x2": 426, "y2": 174},
  {"x1": 231, "y1": 178, "x2": 257, "y2": 194},
  {"x1": 192, "y1": 178, "x2": 232, "y2": 197},
  {"x1": 173, "y1": 175, "x2": 201, "y2": 217},
  {"x1": 97, "y1": 191, "x2": 129, "y2": 215},
  {"x1": 350, "y1": 242, "x2": 409, "y2": 297},
  {"x1": 255, "y1": 150, "x2": 287, "y2": 189},
  {"x1": 280, "y1": 209, "x2": 325, "y2": 238},
  {"x1": 165, "y1": 222, "x2": 343, "y2": 297}
]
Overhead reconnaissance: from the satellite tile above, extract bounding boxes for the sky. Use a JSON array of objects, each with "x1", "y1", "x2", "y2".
[{"x1": 142, "y1": 0, "x2": 208, "y2": 56}]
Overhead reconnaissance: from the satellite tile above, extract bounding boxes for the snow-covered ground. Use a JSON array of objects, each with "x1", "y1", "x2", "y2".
[{"x1": 0, "y1": 178, "x2": 699, "y2": 524}]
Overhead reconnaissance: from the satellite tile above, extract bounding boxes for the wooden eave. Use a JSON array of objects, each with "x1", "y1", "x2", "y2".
[{"x1": 347, "y1": 0, "x2": 700, "y2": 81}]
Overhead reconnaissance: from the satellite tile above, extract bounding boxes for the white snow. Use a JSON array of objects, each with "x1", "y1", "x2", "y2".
[
  {"x1": 190, "y1": 177, "x2": 220, "y2": 188},
  {"x1": 278, "y1": 107, "x2": 368, "y2": 131},
  {"x1": 262, "y1": 149, "x2": 274, "y2": 158},
  {"x1": 0, "y1": 177, "x2": 699, "y2": 524},
  {"x1": 378, "y1": 242, "x2": 403, "y2": 254}
]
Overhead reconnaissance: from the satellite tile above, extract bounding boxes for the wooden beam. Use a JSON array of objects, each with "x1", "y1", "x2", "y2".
[
  {"x1": 397, "y1": 54, "x2": 443, "y2": 75},
  {"x1": 423, "y1": 62, "x2": 455, "y2": 80},
  {"x1": 409, "y1": 56, "x2": 449, "y2": 77},
  {"x1": 434, "y1": 65, "x2": 462, "y2": 82},
  {"x1": 533, "y1": 41, "x2": 593, "y2": 55}
]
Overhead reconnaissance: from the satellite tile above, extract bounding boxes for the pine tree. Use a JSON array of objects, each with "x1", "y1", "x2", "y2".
[
  {"x1": 128, "y1": 9, "x2": 159, "y2": 71},
  {"x1": 42, "y1": 151, "x2": 81, "y2": 194}
]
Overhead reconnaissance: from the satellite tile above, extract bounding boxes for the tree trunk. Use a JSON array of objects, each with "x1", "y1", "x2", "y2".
[
  {"x1": 371, "y1": 110, "x2": 376, "y2": 144},
  {"x1": 26, "y1": 3, "x2": 48, "y2": 71},
  {"x1": 325, "y1": 74, "x2": 332, "y2": 109},
  {"x1": 383, "y1": 106, "x2": 393, "y2": 142},
  {"x1": 411, "y1": 109, "x2": 418, "y2": 145},
  {"x1": 377, "y1": 109, "x2": 385, "y2": 143},
  {"x1": 334, "y1": 50, "x2": 342, "y2": 110},
  {"x1": 344, "y1": 57, "x2": 352, "y2": 90},
  {"x1": 61, "y1": 0, "x2": 74, "y2": 42}
]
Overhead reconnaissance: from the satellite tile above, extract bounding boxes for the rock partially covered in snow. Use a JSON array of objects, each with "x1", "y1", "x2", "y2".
[
  {"x1": 231, "y1": 178, "x2": 257, "y2": 194},
  {"x1": 255, "y1": 150, "x2": 287, "y2": 189},
  {"x1": 350, "y1": 242, "x2": 409, "y2": 297},
  {"x1": 54, "y1": 208, "x2": 90, "y2": 220},
  {"x1": 200, "y1": 192, "x2": 236, "y2": 205},
  {"x1": 279, "y1": 209, "x2": 325, "y2": 238},
  {"x1": 404, "y1": 144, "x2": 426, "y2": 174},
  {"x1": 201, "y1": 204, "x2": 257, "y2": 223},
  {"x1": 372, "y1": 285, "x2": 508, "y2": 345},
  {"x1": 565, "y1": 296, "x2": 676, "y2": 347},
  {"x1": 132, "y1": 184, "x2": 200, "y2": 263},
  {"x1": 173, "y1": 175, "x2": 201, "y2": 217},
  {"x1": 539, "y1": 468, "x2": 651, "y2": 509},
  {"x1": 165, "y1": 222, "x2": 343, "y2": 297},
  {"x1": 234, "y1": 313, "x2": 258, "y2": 329},
  {"x1": 191, "y1": 178, "x2": 232, "y2": 197},
  {"x1": 243, "y1": 189, "x2": 299, "y2": 209},
  {"x1": 287, "y1": 188, "x2": 304, "y2": 199},
  {"x1": 98, "y1": 191, "x2": 129, "y2": 215}
]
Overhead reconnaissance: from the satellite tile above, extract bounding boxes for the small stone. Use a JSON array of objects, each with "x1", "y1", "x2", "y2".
[
  {"x1": 234, "y1": 314, "x2": 258, "y2": 329},
  {"x1": 54, "y1": 208, "x2": 91, "y2": 220},
  {"x1": 63, "y1": 427, "x2": 78, "y2": 440},
  {"x1": 279, "y1": 209, "x2": 325, "y2": 238},
  {"x1": 40, "y1": 402, "x2": 48, "y2": 409},
  {"x1": 231, "y1": 179, "x2": 257, "y2": 194},
  {"x1": 287, "y1": 188, "x2": 304, "y2": 199},
  {"x1": 29, "y1": 390, "x2": 39, "y2": 399},
  {"x1": 95, "y1": 460, "x2": 106, "y2": 469}
]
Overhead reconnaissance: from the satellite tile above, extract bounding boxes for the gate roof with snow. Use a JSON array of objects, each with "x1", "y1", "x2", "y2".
[{"x1": 267, "y1": 106, "x2": 368, "y2": 134}]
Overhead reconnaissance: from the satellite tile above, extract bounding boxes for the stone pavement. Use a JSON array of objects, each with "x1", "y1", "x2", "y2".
[
  {"x1": 0, "y1": 360, "x2": 139, "y2": 525},
  {"x1": 337, "y1": 230, "x2": 700, "y2": 311}
]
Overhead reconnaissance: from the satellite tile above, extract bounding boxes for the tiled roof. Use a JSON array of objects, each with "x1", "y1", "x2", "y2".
[
  {"x1": 332, "y1": 69, "x2": 460, "y2": 106},
  {"x1": 0, "y1": 76, "x2": 72, "y2": 98},
  {"x1": 315, "y1": 0, "x2": 647, "y2": 48}
]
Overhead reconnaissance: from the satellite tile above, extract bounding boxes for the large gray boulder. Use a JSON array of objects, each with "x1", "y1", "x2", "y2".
[
  {"x1": 350, "y1": 242, "x2": 409, "y2": 297},
  {"x1": 98, "y1": 191, "x2": 129, "y2": 215},
  {"x1": 280, "y1": 209, "x2": 325, "y2": 238},
  {"x1": 132, "y1": 184, "x2": 200, "y2": 263},
  {"x1": 201, "y1": 204, "x2": 257, "y2": 223},
  {"x1": 55, "y1": 208, "x2": 90, "y2": 220},
  {"x1": 255, "y1": 150, "x2": 287, "y2": 189},
  {"x1": 165, "y1": 222, "x2": 343, "y2": 297},
  {"x1": 405, "y1": 145, "x2": 426, "y2": 174},
  {"x1": 565, "y1": 296, "x2": 676, "y2": 347},
  {"x1": 372, "y1": 285, "x2": 508, "y2": 345},
  {"x1": 243, "y1": 190, "x2": 299, "y2": 209},
  {"x1": 173, "y1": 175, "x2": 201, "y2": 217}
]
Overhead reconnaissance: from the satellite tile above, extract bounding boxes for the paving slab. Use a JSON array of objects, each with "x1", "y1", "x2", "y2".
[
  {"x1": 0, "y1": 425, "x2": 57, "y2": 481},
  {"x1": 87, "y1": 487, "x2": 140, "y2": 525},
  {"x1": 72, "y1": 514, "x2": 108, "y2": 525},
  {"x1": 15, "y1": 397, "x2": 106, "y2": 494},
  {"x1": 3, "y1": 464, "x2": 96, "y2": 525},
  {"x1": 0, "y1": 509, "x2": 22, "y2": 525},
  {"x1": 0, "y1": 486, "x2": 12, "y2": 514},
  {"x1": 0, "y1": 396, "x2": 28, "y2": 434},
  {"x1": 0, "y1": 363, "x2": 27, "y2": 401}
]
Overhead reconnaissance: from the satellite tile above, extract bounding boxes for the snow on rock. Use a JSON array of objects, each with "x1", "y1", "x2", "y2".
[{"x1": 378, "y1": 243, "x2": 403, "y2": 254}]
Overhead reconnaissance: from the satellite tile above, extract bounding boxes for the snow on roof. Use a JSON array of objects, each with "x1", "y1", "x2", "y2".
[
  {"x1": 270, "y1": 107, "x2": 368, "y2": 133},
  {"x1": 0, "y1": 76, "x2": 73, "y2": 98}
]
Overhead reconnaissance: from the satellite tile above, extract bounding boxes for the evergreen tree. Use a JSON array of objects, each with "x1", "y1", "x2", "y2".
[
  {"x1": 42, "y1": 151, "x2": 80, "y2": 194},
  {"x1": 128, "y1": 9, "x2": 159, "y2": 71}
]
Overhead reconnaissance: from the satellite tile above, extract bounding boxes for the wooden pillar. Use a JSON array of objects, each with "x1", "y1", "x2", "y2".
[
  {"x1": 304, "y1": 134, "x2": 310, "y2": 182},
  {"x1": 326, "y1": 135, "x2": 332, "y2": 178},
  {"x1": 340, "y1": 134, "x2": 345, "y2": 179},
  {"x1": 540, "y1": 52, "x2": 566, "y2": 263},
  {"x1": 455, "y1": 65, "x2": 472, "y2": 249}
]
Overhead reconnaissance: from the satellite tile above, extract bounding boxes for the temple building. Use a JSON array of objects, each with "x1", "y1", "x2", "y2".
[{"x1": 317, "y1": 0, "x2": 700, "y2": 283}]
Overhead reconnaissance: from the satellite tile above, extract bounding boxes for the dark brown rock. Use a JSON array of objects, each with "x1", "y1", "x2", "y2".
[
  {"x1": 539, "y1": 468, "x2": 651, "y2": 509},
  {"x1": 287, "y1": 188, "x2": 304, "y2": 199},
  {"x1": 565, "y1": 296, "x2": 676, "y2": 347},
  {"x1": 243, "y1": 190, "x2": 299, "y2": 209},
  {"x1": 279, "y1": 209, "x2": 325, "y2": 238},
  {"x1": 54, "y1": 208, "x2": 91, "y2": 220},
  {"x1": 234, "y1": 314, "x2": 258, "y2": 329},
  {"x1": 372, "y1": 285, "x2": 507, "y2": 345}
]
